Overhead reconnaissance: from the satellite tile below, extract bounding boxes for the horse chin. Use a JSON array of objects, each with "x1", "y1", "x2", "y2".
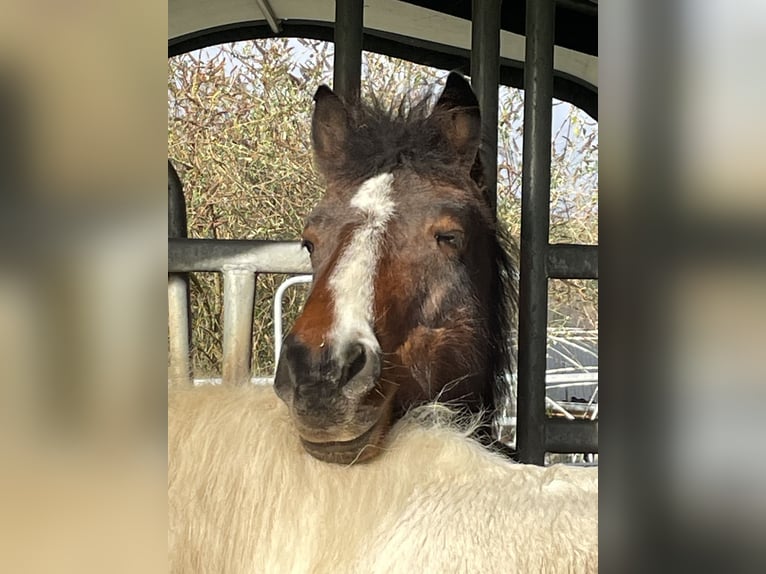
[{"x1": 299, "y1": 415, "x2": 389, "y2": 464}]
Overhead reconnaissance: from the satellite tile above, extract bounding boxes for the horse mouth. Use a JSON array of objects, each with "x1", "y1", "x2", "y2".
[{"x1": 299, "y1": 416, "x2": 388, "y2": 464}]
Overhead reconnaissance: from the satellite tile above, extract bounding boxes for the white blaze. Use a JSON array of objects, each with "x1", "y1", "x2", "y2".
[{"x1": 328, "y1": 173, "x2": 395, "y2": 356}]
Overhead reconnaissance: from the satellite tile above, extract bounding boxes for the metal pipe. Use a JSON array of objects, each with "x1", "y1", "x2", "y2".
[
  {"x1": 168, "y1": 238, "x2": 311, "y2": 274},
  {"x1": 273, "y1": 274, "x2": 313, "y2": 371},
  {"x1": 168, "y1": 276, "x2": 192, "y2": 387},
  {"x1": 222, "y1": 269, "x2": 257, "y2": 386},
  {"x1": 517, "y1": 0, "x2": 555, "y2": 465},
  {"x1": 167, "y1": 161, "x2": 192, "y2": 387},
  {"x1": 254, "y1": 0, "x2": 282, "y2": 34},
  {"x1": 546, "y1": 396, "x2": 576, "y2": 420},
  {"x1": 547, "y1": 244, "x2": 598, "y2": 279},
  {"x1": 193, "y1": 377, "x2": 274, "y2": 386},
  {"x1": 555, "y1": 0, "x2": 598, "y2": 17},
  {"x1": 168, "y1": 161, "x2": 187, "y2": 238},
  {"x1": 333, "y1": 0, "x2": 363, "y2": 102},
  {"x1": 470, "y1": 0, "x2": 502, "y2": 214},
  {"x1": 545, "y1": 372, "x2": 599, "y2": 385},
  {"x1": 545, "y1": 419, "x2": 598, "y2": 453}
]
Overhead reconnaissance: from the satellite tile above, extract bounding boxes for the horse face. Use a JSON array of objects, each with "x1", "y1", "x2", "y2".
[{"x1": 275, "y1": 74, "x2": 496, "y2": 464}]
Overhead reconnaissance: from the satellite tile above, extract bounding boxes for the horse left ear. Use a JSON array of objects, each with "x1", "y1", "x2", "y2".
[
  {"x1": 432, "y1": 72, "x2": 481, "y2": 170},
  {"x1": 311, "y1": 85, "x2": 351, "y2": 176}
]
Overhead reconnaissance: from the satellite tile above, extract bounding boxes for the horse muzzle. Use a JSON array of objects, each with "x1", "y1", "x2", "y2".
[{"x1": 274, "y1": 334, "x2": 390, "y2": 463}]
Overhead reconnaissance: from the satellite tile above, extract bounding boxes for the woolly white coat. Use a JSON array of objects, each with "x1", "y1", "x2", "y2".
[{"x1": 169, "y1": 384, "x2": 598, "y2": 573}]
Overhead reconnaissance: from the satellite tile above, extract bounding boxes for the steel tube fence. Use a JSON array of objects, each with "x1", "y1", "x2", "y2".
[
  {"x1": 470, "y1": 0, "x2": 502, "y2": 213},
  {"x1": 333, "y1": 0, "x2": 364, "y2": 102},
  {"x1": 167, "y1": 161, "x2": 192, "y2": 387},
  {"x1": 517, "y1": 0, "x2": 556, "y2": 465}
]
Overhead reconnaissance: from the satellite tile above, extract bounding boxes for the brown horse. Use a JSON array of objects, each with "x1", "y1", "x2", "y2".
[{"x1": 274, "y1": 72, "x2": 518, "y2": 464}]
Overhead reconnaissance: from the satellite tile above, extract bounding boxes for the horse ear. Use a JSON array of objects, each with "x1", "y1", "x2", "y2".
[
  {"x1": 311, "y1": 85, "x2": 350, "y2": 176},
  {"x1": 432, "y1": 72, "x2": 481, "y2": 170}
]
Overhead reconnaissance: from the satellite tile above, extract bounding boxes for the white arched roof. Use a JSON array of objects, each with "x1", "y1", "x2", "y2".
[{"x1": 169, "y1": 0, "x2": 597, "y2": 90}]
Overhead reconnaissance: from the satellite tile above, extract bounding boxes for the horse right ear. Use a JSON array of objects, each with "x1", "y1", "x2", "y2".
[{"x1": 311, "y1": 85, "x2": 350, "y2": 175}]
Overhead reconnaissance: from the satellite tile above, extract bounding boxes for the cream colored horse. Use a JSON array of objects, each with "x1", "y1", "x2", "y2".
[{"x1": 169, "y1": 384, "x2": 598, "y2": 573}]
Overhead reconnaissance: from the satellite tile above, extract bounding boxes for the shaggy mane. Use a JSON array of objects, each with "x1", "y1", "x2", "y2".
[{"x1": 325, "y1": 90, "x2": 472, "y2": 187}]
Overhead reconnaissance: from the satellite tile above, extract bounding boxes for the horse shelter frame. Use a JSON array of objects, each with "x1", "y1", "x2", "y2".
[{"x1": 167, "y1": 0, "x2": 598, "y2": 465}]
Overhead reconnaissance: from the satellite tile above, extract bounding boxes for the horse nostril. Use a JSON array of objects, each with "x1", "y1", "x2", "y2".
[
  {"x1": 344, "y1": 344, "x2": 367, "y2": 382},
  {"x1": 340, "y1": 344, "x2": 380, "y2": 398}
]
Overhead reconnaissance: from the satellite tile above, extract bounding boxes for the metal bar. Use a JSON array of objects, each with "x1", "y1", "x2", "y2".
[
  {"x1": 546, "y1": 396, "x2": 575, "y2": 420},
  {"x1": 254, "y1": 0, "x2": 282, "y2": 34},
  {"x1": 555, "y1": 0, "x2": 598, "y2": 17},
  {"x1": 273, "y1": 275, "x2": 313, "y2": 372},
  {"x1": 547, "y1": 244, "x2": 598, "y2": 279},
  {"x1": 546, "y1": 372, "x2": 599, "y2": 384},
  {"x1": 545, "y1": 419, "x2": 598, "y2": 453},
  {"x1": 470, "y1": 0, "x2": 502, "y2": 213},
  {"x1": 193, "y1": 376, "x2": 274, "y2": 386},
  {"x1": 168, "y1": 276, "x2": 192, "y2": 386},
  {"x1": 167, "y1": 161, "x2": 192, "y2": 386},
  {"x1": 517, "y1": 0, "x2": 556, "y2": 465},
  {"x1": 547, "y1": 401, "x2": 598, "y2": 419},
  {"x1": 333, "y1": 0, "x2": 364, "y2": 102},
  {"x1": 222, "y1": 269, "x2": 257, "y2": 386},
  {"x1": 168, "y1": 238, "x2": 311, "y2": 274},
  {"x1": 168, "y1": 161, "x2": 187, "y2": 238}
]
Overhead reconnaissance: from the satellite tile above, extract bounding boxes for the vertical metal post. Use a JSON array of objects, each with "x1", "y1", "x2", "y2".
[
  {"x1": 470, "y1": 0, "x2": 502, "y2": 213},
  {"x1": 333, "y1": 0, "x2": 363, "y2": 102},
  {"x1": 168, "y1": 161, "x2": 192, "y2": 387},
  {"x1": 222, "y1": 269, "x2": 257, "y2": 385},
  {"x1": 517, "y1": 0, "x2": 555, "y2": 465}
]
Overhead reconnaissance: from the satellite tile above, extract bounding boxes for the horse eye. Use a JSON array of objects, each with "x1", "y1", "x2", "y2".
[
  {"x1": 435, "y1": 231, "x2": 463, "y2": 249},
  {"x1": 301, "y1": 239, "x2": 315, "y2": 255}
]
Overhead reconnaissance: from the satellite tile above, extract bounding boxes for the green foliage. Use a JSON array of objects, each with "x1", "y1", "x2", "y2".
[{"x1": 168, "y1": 39, "x2": 598, "y2": 376}]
